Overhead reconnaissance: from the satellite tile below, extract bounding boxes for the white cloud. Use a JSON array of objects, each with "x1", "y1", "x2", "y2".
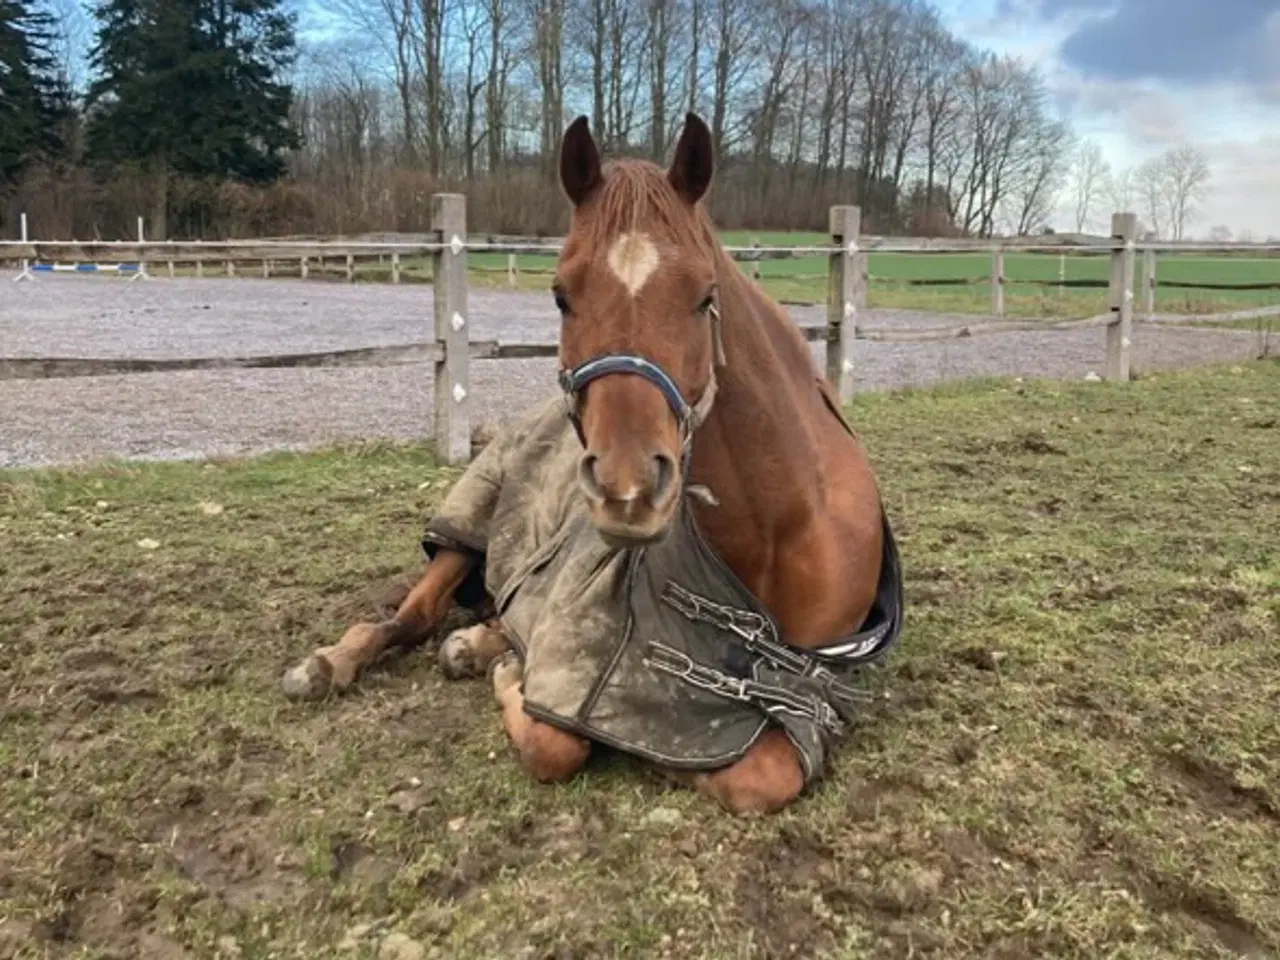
[{"x1": 942, "y1": 0, "x2": 1280, "y2": 237}]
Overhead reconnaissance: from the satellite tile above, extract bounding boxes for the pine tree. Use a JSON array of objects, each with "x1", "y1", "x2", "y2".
[
  {"x1": 84, "y1": 0, "x2": 299, "y2": 188},
  {"x1": 0, "y1": 0, "x2": 72, "y2": 186}
]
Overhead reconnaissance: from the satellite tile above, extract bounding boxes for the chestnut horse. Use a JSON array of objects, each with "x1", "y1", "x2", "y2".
[{"x1": 282, "y1": 113, "x2": 891, "y2": 815}]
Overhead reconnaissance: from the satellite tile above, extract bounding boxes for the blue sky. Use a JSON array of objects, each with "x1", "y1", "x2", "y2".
[{"x1": 935, "y1": 0, "x2": 1280, "y2": 237}]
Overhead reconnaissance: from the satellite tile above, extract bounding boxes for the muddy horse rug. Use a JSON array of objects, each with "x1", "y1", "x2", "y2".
[{"x1": 418, "y1": 391, "x2": 904, "y2": 787}]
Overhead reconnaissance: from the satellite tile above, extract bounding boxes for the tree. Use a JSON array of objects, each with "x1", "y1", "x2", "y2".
[
  {"x1": 1068, "y1": 138, "x2": 1109, "y2": 233},
  {"x1": 1134, "y1": 154, "x2": 1169, "y2": 239},
  {"x1": 1132, "y1": 145, "x2": 1212, "y2": 241},
  {"x1": 1162, "y1": 144, "x2": 1210, "y2": 242},
  {"x1": 1103, "y1": 164, "x2": 1135, "y2": 223},
  {"x1": 84, "y1": 0, "x2": 300, "y2": 237},
  {"x1": 0, "y1": 0, "x2": 73, "y2": 187}
]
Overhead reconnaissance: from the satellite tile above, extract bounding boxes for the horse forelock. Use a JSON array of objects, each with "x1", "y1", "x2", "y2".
[{"x1": 569, "y1": 160, "x2": 719, "y2": 266}]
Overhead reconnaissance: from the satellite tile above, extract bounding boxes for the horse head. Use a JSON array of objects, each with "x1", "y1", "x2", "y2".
[{"x1": 554, "y1": 112, "x2": 722, "y2": 548}]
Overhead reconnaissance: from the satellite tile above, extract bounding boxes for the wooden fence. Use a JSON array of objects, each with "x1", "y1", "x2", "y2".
[{"x1": 4, "y1": 196, "x2": 1278, "y2": 465}]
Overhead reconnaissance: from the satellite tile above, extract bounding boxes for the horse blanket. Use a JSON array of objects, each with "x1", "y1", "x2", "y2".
[{"x1": 420, "y1": 393, "x2": 903, "y2": 785}]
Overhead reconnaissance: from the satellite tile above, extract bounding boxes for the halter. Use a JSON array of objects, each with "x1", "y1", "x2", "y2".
[{"x1": 557, "y1": 302, "x2": 725, "y2": 473}]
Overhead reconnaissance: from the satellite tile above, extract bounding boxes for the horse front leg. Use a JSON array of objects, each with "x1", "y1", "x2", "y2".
[
  {"x1": 682, "y1": 730, "x2": 806, "y2": 816},
  {"x1": 280, "y1": 548, "x2": 476, "y2": 700},
  {"x1": 489, "y1": 650, "x2": 591, "y2": 784}
]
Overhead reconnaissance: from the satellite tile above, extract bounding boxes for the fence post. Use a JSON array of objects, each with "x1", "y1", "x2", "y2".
[
  {"x1": 507, "y1": 253, "x2": 517, "y2": 287},
  {"x1": 129, "y1": 216, "x2": 152, "y2": 282},
  {"x1": 991, "y1": 247, "x2": 1005, "y2": 317},
  {"x1": 14, "y1": 212, "x2": 35, "y2": 282},
  {"x1": 1106, "y1": 212, "x2": 1138, "y2": 381},
  {"x1": 826, "y1": 205, "x2": 861, "y2": 403},
  {"x1": 392, "y1": 251, "x2": 402, "y2": 284},
  {"x1": 300, "y1": 256, "x2": 309, "y2": 280},
  {"x1": 345, "y1": 254, "x2": 354, "y2": 283},
  {"x1": 751, "y1": 236, "x2": 761, "y2": 280},
  {"x1": 1142, "y1": 247, "x2": 1156, "y2": 320},
  {"x1": 432, "y1": 193, "x2": 472, "y2": 464}
]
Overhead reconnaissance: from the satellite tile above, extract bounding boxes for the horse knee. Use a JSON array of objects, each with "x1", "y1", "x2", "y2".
[
  {"x1": 699, "y1": 730, "x2": 805, "y2": 815},
  {"x1": 518, "y1": 722, "x2": 590, "y2": 784}
]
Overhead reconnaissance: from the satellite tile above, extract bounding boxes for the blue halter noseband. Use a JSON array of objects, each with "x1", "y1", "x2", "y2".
[{"x1": 557, "y1": 305, "x2": 723, "y2": 466}]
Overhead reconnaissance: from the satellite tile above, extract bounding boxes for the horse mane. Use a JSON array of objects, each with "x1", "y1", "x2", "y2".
[{"x1": 576, "y1": 159, "x2": 722, "y2": 263}]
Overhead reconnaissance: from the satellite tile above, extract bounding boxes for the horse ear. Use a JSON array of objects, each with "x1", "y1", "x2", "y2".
[
  {"x1": 559, "y1": 115, "x2": 603, "y2": 206},
  {"x1": 667, "y1": 113, "x2": 714, "y2": 205}
]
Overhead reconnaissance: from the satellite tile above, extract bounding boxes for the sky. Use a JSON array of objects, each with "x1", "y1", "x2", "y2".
[{"x1": 934, "y1": 0, "x2": 1280, "y2": 238}]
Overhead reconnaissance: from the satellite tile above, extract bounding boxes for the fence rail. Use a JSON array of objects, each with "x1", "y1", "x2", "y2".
[{"x1": 5, "y1": 199, "x2": 1278, "y2": 464}]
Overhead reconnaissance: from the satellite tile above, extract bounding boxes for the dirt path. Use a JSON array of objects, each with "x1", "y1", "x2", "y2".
[{"x1": 1, "y1": 272, "x2": 1267, "y2": 468}]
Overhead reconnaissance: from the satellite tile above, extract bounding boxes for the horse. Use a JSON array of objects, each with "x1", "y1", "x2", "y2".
[{"x1": 281, "y1": 113, "x2": 897, "y2": 816}]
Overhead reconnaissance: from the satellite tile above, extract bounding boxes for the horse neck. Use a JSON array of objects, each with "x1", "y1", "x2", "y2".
[{"x1": 691, "y1": 252, "x2": 822, "y2": 520}]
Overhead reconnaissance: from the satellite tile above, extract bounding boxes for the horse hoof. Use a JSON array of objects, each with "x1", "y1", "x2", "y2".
[
  {"x1": 279, "y1": 655, "x2": 333, "y2": 700},
  {"x1": 438, "y1": 627, "x2": 482, "y2": 680},
  {"x1": 489, "y1": 650, "x2": 523, "y2": 696},
  {"x1": 439, "y1": 624, "x2": 511, "y2": 681}
]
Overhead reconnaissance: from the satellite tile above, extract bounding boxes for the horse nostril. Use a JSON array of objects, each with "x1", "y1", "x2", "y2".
[
  {"x1": 651, "y1": 453, "x2": 676, "y2": 505},
  {"x1": 578, "y1": 453, "x2": 606, "y2": 502}
]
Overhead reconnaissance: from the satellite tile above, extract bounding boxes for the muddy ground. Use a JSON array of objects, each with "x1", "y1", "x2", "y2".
[{"x1": 2, "y1": 361, "x2": 1278, "y2": 958}]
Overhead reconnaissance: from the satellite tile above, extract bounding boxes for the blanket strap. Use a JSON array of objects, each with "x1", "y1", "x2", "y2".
[
  {"x1": 660, "y1": 581, "x2": 875, "y2": 711},
  {"x1": 643, "y1": 641, "x2": 846, "y2": 738}
]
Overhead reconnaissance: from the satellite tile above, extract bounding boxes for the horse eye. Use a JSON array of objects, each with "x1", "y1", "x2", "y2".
[
  {"x1": 696, "y1": 295, "x2": 714, "y2": 314},
  {"x1": 553, "y1": 290, "x2": 570, "y2": 314}
]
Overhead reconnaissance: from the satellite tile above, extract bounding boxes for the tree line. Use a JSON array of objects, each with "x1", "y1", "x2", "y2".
[{"x1": 1, "y1": 0, "x2": 1219, "y2": 241}]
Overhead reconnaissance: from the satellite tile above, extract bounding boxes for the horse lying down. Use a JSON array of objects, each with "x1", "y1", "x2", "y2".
[{"x1": 280, "y1": 112, "x2": 903, "y2": 815}]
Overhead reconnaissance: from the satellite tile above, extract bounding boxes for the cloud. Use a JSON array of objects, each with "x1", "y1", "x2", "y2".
[
  {"x1": 1197, "y1": 136, "x2": 1280, "y2": 238},
  {"x1": 1051, "y1": 73, "x2": 1189, "y2": 146},
  {"x1": 1013, "y1": 0, "x2": 1280, "y2": 92},
  {"x1": 946, "y1": 0, "x2": 1280, "y2": 235}
]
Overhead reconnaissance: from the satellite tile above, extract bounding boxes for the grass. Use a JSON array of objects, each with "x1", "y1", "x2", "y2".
[
  {"x1": 147, "y1": 229, "x2": 1280, "y2": 321},
  {"x1": 2, "y1": 360, "x2": 1279, "y2": 958}
]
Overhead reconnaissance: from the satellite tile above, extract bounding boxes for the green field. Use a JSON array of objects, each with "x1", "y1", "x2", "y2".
[
  {"x1": 280, "y1": 229, "x2": 1280, "y2": 320},
  {"x1": 3, "y1": 360, "x2": 1278, "y2": 958}
]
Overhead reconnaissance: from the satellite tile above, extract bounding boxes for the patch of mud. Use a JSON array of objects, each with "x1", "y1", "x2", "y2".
[
  {"x1": 168, "y1": 825, "x2": 300, "y2": 911},
  {"x1": 1128, "y1": 867, "x2": 1274, "y2": 959},
  {"x1": 416, "y1": 811, "x2": 607, "y2": 903},
  {"x1": 15, "y1": 836, "x2": 162, "y2": 957},
  {"x1": 1160, "y1": 749, "x2": 1280, "y2": 826},
  {"x1": 735, "y1": 826, "x2": 839, "y2": 959},
  {"x1": 844, "y1": 772, "x2": 934, "y2": 824}
]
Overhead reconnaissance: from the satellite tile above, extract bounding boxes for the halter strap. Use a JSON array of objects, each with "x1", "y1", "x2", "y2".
[{"x1": 558, "y1": 303, "x2": 724, "y2": 466}]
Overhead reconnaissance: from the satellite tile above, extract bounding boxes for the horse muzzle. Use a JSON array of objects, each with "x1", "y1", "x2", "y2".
[{"x1": 578, "y1": 448, "x2": 680, "y2": 546}]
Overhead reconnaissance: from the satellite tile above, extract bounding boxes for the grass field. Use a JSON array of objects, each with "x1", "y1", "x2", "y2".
[
  {"x1": 3, "y1": 360, "x2": 1278, "y2": 958},
  {"x1": 262, "y1": 229, "x2": 1280, "y2": 320}
]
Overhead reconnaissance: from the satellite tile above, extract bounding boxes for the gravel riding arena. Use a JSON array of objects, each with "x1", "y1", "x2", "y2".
[{"x1": 0, "y1": 270, "x2": 1268, "y2": 467}]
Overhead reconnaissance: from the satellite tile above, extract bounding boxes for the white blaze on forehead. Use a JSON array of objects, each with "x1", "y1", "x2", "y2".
[{"x1": 606, "y1": 232, "x2": 660, "y2": 297}]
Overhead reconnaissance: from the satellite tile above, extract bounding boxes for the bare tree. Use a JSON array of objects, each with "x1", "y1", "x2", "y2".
[
  {"x1": 1068, "y1": 138, "x2": 1109, "y2": 233},
  {"x1": 1104, "y1": 164, "x2": 1135, "y2": 222},
  {"x1": 1003, "y1": 117, "x2": 1072, "y2": 235},
  {"x1": 916, "y1": 17, "x2": 968, "y2": 228},
  {"x1": 483, "y1": 0, "x2": 517, "y2": 172},
  {"x1": 1162, "y1": 144, "x2": 1211, "y2": 241},
  {"x1": 50, "y1": 0, "x2": 1234, "y2": 241},
  {"x1": 1134, "y1": 154, "x2": 1169, "y2": 239}
]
